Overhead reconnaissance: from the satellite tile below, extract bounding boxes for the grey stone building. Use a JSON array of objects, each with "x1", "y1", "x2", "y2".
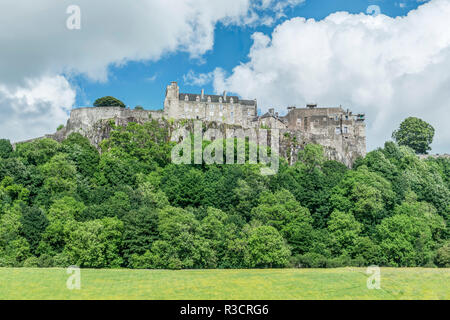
[{"x1": 164, "y1": 82, "x2": 258, "y2": 127}]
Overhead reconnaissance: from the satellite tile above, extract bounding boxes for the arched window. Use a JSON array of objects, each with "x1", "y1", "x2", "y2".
[
  {"x1": 196, "y1": 96, "x2": 200, "y2": 102},
  {"x1": 230, "y1": 98, "x2": 234, "y2": 104},
  {"x1": 184, "y1": 95, "x2": 189, "y2": 101},
  {"x1": 207, "y1": 96, "x2": 211, "y2": 102}
]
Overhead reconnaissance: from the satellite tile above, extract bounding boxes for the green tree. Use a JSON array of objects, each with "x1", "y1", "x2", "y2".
[
  {"x1": 122, "y1": 207, "x2": 159, "y2": 266},
  {"x1": 435, "y1": 241, "x2": 450, "y2": 267},
  {"x1": 244, "y1": 225, "x2": 290, "y2": 268},
  {"x1": 376, "y1": 195, "x2": 445, "y2": 266},
  {"x1": 62, "y1": 133, "x2": 100, "y2": 178},
  {"x1": 392, "y1": 117, "x2": 435, "y2": 154},
  {"x1": 0, "y1": 206, "x2": 30, "y2": 266},
  {"x1": 330, "y1": 165, "x2": 395, "y2": 232},
  {"x1": 15, "y1": 138, "x2": 60, "y2": 166},
  {"x1": 327, "y1": 210, "x2": 362, "y2": 256},
  {"x1": 0, "y1": 139, "x2": 13, "y2": 159},
  {"x1": 93, "y1": 96, "x2": 126, "y2": 108},
  {"x1": 132, "y1": 207, "x2": 216, "y2": 269},
  {"x1": 64, "y1": 217, "x2": 124, "y2": 268},
  {"x1": 250, "y1": 189, "x2": 313, "y2": 254},
  {"x1": 20, "y1": 206, "x2": 49, "y2": 254}
]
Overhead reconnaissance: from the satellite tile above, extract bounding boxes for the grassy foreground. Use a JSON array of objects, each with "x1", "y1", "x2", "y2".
[{"x1": 0, "y1": 268, "x2": 448, "y2": 300}]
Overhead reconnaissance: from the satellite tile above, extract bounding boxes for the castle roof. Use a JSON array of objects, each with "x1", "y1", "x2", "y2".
[
  {"x1": 179, "y1": 93, "x2": 256, "y2": 106},
  {"x1": 260, "y1": 112, "x2": 287, "y2": 123}
]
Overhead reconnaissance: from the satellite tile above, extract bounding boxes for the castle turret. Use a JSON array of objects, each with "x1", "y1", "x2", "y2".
[{"x1": 164, "y1": 81, "x2": 180, "y2": 118}]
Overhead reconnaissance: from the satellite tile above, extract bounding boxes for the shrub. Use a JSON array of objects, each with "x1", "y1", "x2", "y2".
[{"x1": 93, "y1": 96, "x2": 126, "y2": 108}]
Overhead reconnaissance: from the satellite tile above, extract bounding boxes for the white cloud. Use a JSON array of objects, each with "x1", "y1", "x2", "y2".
[
  {"x1": 183, "y1": 70, "x2": 215, "y2": 87},
  {"x1": 0, "y1": 76, "x2": 76, "y2": 142},
  {"x1": 211, "y1": 0, "x2": 450, "y2": 153}
]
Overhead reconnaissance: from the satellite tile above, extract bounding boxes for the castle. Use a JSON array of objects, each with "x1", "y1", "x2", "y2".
[{"x1": 21, "y1": 82, "x2": 367, "y2": 167}]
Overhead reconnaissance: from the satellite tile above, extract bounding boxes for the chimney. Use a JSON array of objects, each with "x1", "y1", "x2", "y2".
[
  {"x1": 223, "y1": 91, "x2": 227, "y2": 100},
  {"x1": 201, "y1": 89, "x2": 204, "y2": 101}
]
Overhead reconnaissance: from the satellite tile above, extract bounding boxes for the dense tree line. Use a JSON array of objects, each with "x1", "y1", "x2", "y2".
[{"x1": 0, "y1": 119, "x2": 448, "y2": 269}]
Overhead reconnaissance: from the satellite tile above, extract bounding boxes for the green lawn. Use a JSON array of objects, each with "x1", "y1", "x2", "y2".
[{"x1": 0, "y1": 268, "x2": 448, "y2": 300}]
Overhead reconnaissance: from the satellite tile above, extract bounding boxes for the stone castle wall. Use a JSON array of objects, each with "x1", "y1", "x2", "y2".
[{"x1": 50, "y1": 106, "x2": 163, "y2": 145}]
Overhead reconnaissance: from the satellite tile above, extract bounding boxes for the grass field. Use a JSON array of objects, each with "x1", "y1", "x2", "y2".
[{"x1": 0, "y1": 268, "x2": 448, "y2": 300}]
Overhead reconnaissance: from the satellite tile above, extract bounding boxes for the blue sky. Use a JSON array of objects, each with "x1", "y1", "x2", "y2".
[{"x1": 70, "y1": 0, "x2": 428, "y2": 112}]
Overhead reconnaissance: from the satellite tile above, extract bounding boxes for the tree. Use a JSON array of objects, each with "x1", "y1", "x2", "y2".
[
  {"x1": 93, "y1": 96, "x2": 126, "y2": 108},
  {"x1": 64, "y1": 217, "x2": 124, "y2": 268},
  {"x1": 392, "y1": 117, "x2": 435, "y2": 154},
  {"x1": 0, "y1": 139, "x2": 13, "y2": 159},
  {"x1": 38, "y1": 154, "x2": 78, "y2": 202},
  {"x1": 131, "y1": 206, "x2": 216, "y2": 269},
  {"x1": 0, "y1": 206, "x2": 30, "y2": 266},
  {"x1": 435, "y1": 242, "x2": 450, "y2": 267},
  {"x1": 330, "y1": 165, "x2": 395, "y2": 232},
  {"x1": 327, "y1": 210, "x2": 362, "y2": 255},
  {"x1": 62, "y1": 133, "x2": 100, "y2": 178},
  {"x1": 122, "y1": 207, "x2": 159, "y2": 266},
  {"x1": 20, "y1": 206, "x2": 49, "y2": 254},
  {"x1": 244, "y1": 225, "x2": 290, "y2": 268},
  {"x1": 15, "y1": 138, "x2": 60, "y2": 166},
  {"x1": 375, "y1": 195, "x2": 445, "y2": 267}
]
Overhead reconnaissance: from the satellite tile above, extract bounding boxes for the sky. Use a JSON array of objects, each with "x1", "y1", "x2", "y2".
[{"x1": 1, "y1": 0, "x2": 449, "y2": 153}]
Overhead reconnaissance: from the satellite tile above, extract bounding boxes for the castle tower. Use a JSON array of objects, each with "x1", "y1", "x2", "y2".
[{"x1": 164, "y1": 81, "x2": 180, "y2": 119}]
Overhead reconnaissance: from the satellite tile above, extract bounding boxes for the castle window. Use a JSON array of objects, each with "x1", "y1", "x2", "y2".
[
  {"x1": 219, "y1": 104, "x2": 223, "y2": 111},
  {"x1": 230, "y1": 98, "x2": 234, "y2": 104},
  {"x1": 196, "y1": 96, "x2": 200, "y2": 102},
  {"x1": 230, "y1": 112, "x2": 234, "y2": 123},
  {"x1": 297, "y1": 118, "x2": 302, "y2": 125},
  {"x1": 247, "y1": 110, "x2": 252, "y2": 117},
  {"x1": 343, "y1": 126, "x2": 348, "y2": 134},
  {"x1": 208, "y1": 96, "x2": 211, "y2": 102},
  {"x1": 219, "y1": 97, "x2": 223, "y2": 103},
  {"x1": 335, "y1": 115, "x2": 339, "y2": 121},
  {"x1": 335, "y1": 127, "x2": 341, "y2": 134},
  {"x1": 184, "y1": 95, "x2": 189, "y2": 101}
]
